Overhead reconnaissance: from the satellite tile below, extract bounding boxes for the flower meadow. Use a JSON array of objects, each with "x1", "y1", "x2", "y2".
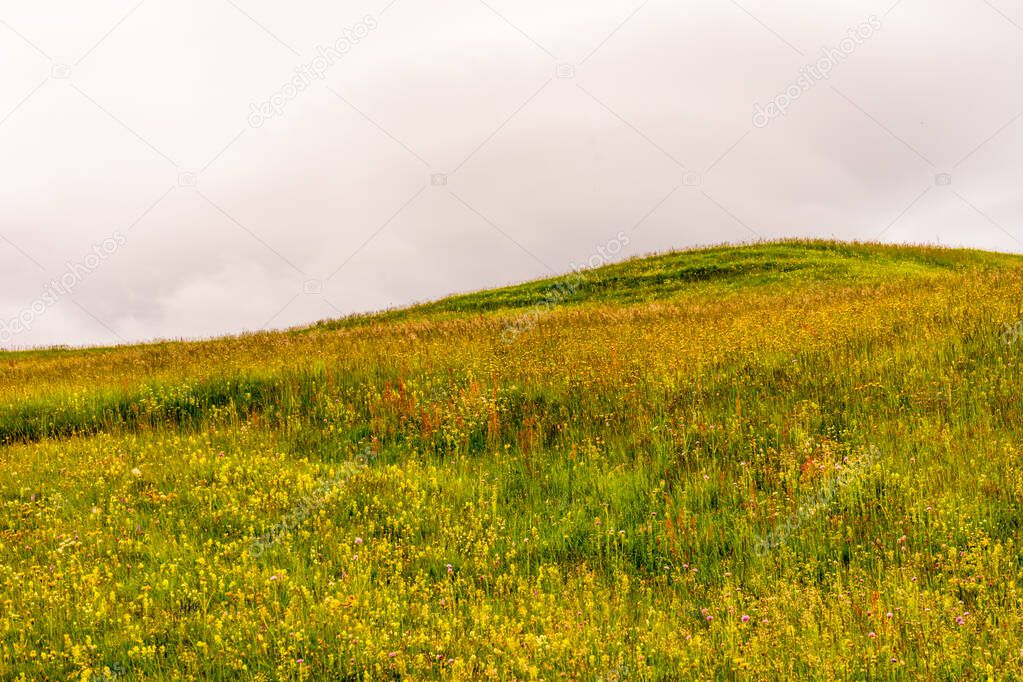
[{"x1": 2, "y1": 241, "x2": 1023, "y2": 679}]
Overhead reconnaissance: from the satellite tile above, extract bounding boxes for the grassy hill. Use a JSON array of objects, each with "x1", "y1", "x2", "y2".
[{"x1": 2, "y1": 240, "x2": 1023, "y2": 679}]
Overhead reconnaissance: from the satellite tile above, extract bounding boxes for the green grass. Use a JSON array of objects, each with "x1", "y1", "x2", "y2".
[{"x1": 2, "y1": 240, "x2": 1023, "y2": 680}]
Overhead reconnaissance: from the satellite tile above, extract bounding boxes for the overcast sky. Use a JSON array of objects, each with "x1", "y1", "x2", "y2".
[{"x1": 2, "y1": 0, "x2": 1022, "y2": 348}]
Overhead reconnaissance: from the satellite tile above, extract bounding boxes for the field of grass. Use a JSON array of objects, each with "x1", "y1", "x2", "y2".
[{"x1": 2, "y1": 240, "x2": 1023, "y2": 680}]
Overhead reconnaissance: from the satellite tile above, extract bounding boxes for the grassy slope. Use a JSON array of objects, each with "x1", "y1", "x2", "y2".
[
  {"x1": 309, "y1": 240, "x2": 1017, "y2": 326},
  {"x1": 2, "y1": 241, "x2": 996, "y2": 443},
  {"x1": 2, "y1": 240, "x2": 1023, "y2": 679}
]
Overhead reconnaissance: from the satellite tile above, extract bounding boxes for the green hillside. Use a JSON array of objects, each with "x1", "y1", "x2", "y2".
[{"x1": 2, "y1": 240, "x2": 1023, "y2": 680}]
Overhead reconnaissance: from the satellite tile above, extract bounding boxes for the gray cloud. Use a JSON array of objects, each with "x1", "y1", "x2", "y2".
[{"x1": 1, "y1": 0, "x2": 1022, "y2": 348}]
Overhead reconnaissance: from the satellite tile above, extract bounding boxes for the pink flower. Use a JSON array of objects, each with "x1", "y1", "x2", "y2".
[
  {"x1": 354, "y1": 537, "x2": 363, "y2": 545},
  {"x1": 955, "y1": 616, "x2": 965, "y2": 626},
  {"x1": 741, "y1": 614, "x2": 751, "y2": 623},
  {"x1": 868, "y1": 632, "x2": 877, "y2": 639},
  {"x1": 886, "y1": 612, "x2": 893, "y2": 619}
]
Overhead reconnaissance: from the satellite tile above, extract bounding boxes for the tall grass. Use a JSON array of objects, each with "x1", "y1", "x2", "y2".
[{"x1": 2, "y1": 241, "x2": 1023, "y2": 679}]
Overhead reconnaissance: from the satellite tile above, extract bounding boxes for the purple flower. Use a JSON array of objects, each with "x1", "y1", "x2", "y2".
[{"x1": 741, "y1": 614, "x2": 750, "y2": 623}]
